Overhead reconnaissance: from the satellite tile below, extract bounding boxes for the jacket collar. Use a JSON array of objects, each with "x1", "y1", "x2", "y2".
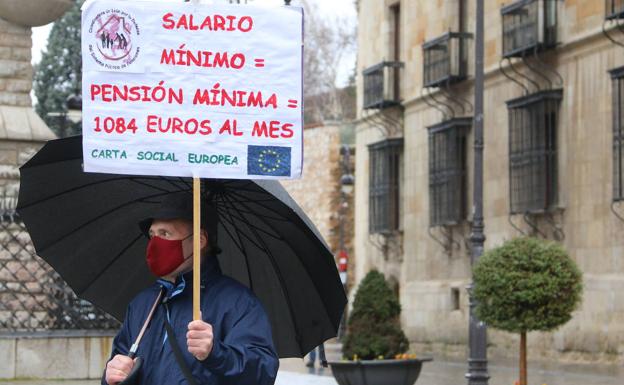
[{"x1": 157, "y1": 256, "x2": 222, "y2": 299}]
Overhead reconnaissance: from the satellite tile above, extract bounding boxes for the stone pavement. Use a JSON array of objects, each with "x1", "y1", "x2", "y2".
[
  {"x1": 2, "y1": 357, "x2": 624, "y2": 385},
  {"x1": 280, "y1": 356, "x2": 624, "y2": 385}
]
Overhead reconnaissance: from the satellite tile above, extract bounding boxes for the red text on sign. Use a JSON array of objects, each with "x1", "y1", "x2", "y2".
[
  {"x1": 251, "y1": 120, "x2": 294, "y2": 138},
  {"x1": 146, "y1": 115, "x2": 213, "y2": 135},
  {"x1": 93, "y1": 117, "x2": 138, "y2": 134},
  {"x1": 193, "y1": 84, "x2": 277, "y2": 109},
  {"x1": 160, "y1": 45, "x2": 245, "y2": 69},
  {"x1": 90, "y1": 82, "x2": 184, "y2": 105},
  {"x1": 162, "y1": 13, "x2": 253, "y2": 32}
]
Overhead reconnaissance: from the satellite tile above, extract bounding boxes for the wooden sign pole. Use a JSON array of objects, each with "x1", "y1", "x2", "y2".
[{"x1": 193, "y1": 177, "x2": 201, "y2": 321}]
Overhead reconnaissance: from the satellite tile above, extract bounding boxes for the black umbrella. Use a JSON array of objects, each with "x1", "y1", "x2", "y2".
[{"x1": 17, "y1": 135, "x2": 346, "y2": 358}]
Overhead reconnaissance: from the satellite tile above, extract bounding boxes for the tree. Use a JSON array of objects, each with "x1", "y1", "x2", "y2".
[
  {"x1": 473, "y1": 237, "x2": 582, "y2": 385},
  {"x1": 343, "y1": 270, "x2": 408, "y2": 360},
  {"x1": 33, "y1": 0, "x2": 83, "y2": 137},
  {"x1": 301, "y1": 0, "x2": 356, "y2": 124}
]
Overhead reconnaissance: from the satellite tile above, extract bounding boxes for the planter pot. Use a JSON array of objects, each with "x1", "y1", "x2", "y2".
[{"x1": 329, "y1": 358, "x2": 433, "y2": 385}]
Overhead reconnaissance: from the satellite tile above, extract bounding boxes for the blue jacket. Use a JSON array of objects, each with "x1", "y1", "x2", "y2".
[{"x1": 102, "y1": 257, "x2": 279, "y2": 385}]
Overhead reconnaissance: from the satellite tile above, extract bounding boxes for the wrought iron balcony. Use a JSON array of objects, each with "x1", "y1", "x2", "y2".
[
  {"x1": 362, "y1": 61, "x2": 404, "y2": 110},
  {"x1": 507, "y1": 89, "x2": 562, "y2": 214},
  {"x1": 423, "y1": 32, "x2": 472, "y2": 88},
  {"x1": 428, "y1": 118, "x2": 471, "y2": 227},
  {"x1": 501, "y1": 0, "x2": 558, "y2": 58},
  {"x1": 606, "y1": 0, "x2": 624, "y2": 20},
  {"x1": 368, "y1": 138, "x2": 403, "y2": 234}
]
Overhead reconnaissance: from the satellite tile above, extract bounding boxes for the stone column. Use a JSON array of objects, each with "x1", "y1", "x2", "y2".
[{"x1": 0, "y1": 0, "x2": 72, "y2": 199}]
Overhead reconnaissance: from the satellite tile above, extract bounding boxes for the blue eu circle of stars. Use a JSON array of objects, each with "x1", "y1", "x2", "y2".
[
  {"x1": 247, "y1": 145, "x2": 292, "y2": 177},
  {"x1": 258, "y1": 149, "x2": 282, "y2": 173}
]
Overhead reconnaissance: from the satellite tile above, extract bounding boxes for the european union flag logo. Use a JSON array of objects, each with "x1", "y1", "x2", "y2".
[{"x1": 247, "y1": 145, "x2": 291, "y2": 177}]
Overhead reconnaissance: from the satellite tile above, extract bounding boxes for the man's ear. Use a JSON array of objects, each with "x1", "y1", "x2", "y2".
[{"x1": 200, "y1": 229, "x2": 209, "y2": 250}]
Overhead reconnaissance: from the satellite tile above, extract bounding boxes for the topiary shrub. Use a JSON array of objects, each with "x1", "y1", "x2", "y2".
[
  {"x1": 473, "y1": 237, "x2": 582, "y2": 385},
  {"x1": 343, "y1": 270, "x2": 409, "y2": 360}
]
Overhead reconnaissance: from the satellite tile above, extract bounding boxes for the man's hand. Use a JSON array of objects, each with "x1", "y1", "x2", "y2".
[
  {"x1": 105, "y1": 354, "x2": 134, "y2": 385},
  {"x1": 187, "y1": 319, "x2": 214, "y2": 361}
]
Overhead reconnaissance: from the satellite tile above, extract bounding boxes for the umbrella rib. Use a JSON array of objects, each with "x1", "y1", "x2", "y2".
[
  {"x1": 218, "y1": 193, "x2": 303, "y2": 353},
  {"x1": 35, "y1": 190, "x2": 176, "y2": 252},
  {"x1": 221, "y1": 192, "x2": 339, "y2": 338},
  {"x1": 216, "y1": 200, "x2": 291, "y2": 223},
  {"x1": 78, "y1": 232, "x2": 145, "y2": 294},
  {"x1": 221, "y1": 190, "x2": 293, "y2": 222},
  {"x1": 213, "y1": 195, "x2": 254, "y2": 291},
  {"x1": 214, "y1": 206, "x2": 267, "y2": 253},
  {"x1": 18, "y1": 176, "x2": 152, "y2": 209},
  {"x1": 214, "y1": 204, "x2": 285, "y2": 242},
  {"x1": 127, "y1": 177, "x2": 183, "y2": 193},
  {"x1": 18, "y1": 175, "x2": 180, "y2": 210},
  {"x1": 170, "y1": 176, "x2": 193, "y2": 191}
]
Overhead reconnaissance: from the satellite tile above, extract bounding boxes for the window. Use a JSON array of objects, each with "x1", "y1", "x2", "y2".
[
  {"x1": 501, "y1": 0, "x2": 558, "y2": 58},
  {"x1": 362, "y1": 62, "x2": 404, "y2": 110},
  {"x1": 423, "y1": 32, "x2": 472, "y2": 88},
  {"x1": 606, "y1": 0, "x2": 624, "y2": 20},
  {"x1": 451, "y1": 288, "x2": 461, "y2": 311},
  {"x1": 611, "y1": 67, "x2": 624, "y2": 201},
  {"x1": 362, "y1": 3, "x2": 403, "y2": 110},
  {"x1": 507, "y1": 90, "x2": 562, "y2": 214},
  {"x1": 390, "y1": 4, "x2": 401, "y2": 98},
  {"x1": 369, "y1": 138, "x2": 403, "y2": 234},
  {"x1": 428, "y1": 118, "x2": 470, "y2": 226}
]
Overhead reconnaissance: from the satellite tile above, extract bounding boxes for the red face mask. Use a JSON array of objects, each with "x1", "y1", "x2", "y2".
[{"x1": 146, "y1": 235, "x2": 192, "y2": 277}]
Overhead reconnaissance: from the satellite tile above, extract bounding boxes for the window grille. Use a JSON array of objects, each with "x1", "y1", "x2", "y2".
[
  {"x1": 611, "y1": 67, "x2": 624, "y2": 201},
  {"x1": 606, "y1": 0, "x2": 624, "y2": 20},
  {"x1": 423, "y1": 32, "x2": 472, "y2": 88},
  {"x1": 369, "y1": 138, "x2": 403, "y2": 233},
  {"x1": 363, "y1": 62, "x2": 404, "y2": 110},
  {"x1": 507, "y1": 90, "x2": 562, "y2": 214},
  {"x1": 501, "y1": 0, "x2": 558, "y2": 58},
  {"x1": 428, "y1": 118, "x2": 471, "y2": 227}
]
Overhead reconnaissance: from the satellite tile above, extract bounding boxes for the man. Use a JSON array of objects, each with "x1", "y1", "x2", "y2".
[{"x1": 103, "y1": 193, "x2": 279, "y2": 385}]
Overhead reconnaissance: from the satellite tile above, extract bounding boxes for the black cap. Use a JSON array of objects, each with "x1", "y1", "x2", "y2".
[{"x1": 139, "y1": 192, "x2": 219, "y2": 251}]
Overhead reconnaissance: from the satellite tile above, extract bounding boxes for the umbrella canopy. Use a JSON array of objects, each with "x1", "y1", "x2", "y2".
[{"x1": 17, "y1": 135, "x2": 346, "y2": 358}]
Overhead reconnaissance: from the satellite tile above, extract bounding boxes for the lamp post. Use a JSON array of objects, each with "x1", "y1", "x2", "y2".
[
  {"x1": 337, "y1": 144, "x2": 354, "y2": 340},
  {"x1": 466, "y1": 0, "x2": 489, "y2": 384}
]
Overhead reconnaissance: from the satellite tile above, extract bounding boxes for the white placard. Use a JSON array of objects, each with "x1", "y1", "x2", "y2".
[{"x1": 81, "y1": 0, "x2": 303, "y2": 179}]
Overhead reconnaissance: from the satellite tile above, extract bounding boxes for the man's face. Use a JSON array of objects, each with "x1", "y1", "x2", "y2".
[
  {"x1": 148, "y1": 218, "x2": 209, "y2": 280},
  {"x1": 149, "y1": 218, "x2": 194, "y2": 279}
]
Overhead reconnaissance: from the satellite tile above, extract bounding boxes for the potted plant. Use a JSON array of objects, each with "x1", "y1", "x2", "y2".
[
  {"x1": 472, "y1": 237, "x2": 583, "y2": 385},
  {"x1": 329, "y1": 270, "x2": 431, "y2": 385}
]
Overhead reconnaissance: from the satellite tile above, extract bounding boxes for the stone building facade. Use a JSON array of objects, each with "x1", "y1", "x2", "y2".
[
  {"x1": 354, "y1": 0, "x2": 624, "y2": 363},
  {"x1": 281, "y1": 122, "x2": 355, "y2": 288}
]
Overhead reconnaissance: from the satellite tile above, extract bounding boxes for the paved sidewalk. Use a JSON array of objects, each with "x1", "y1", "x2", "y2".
[
  {"x1": 2, "y1": 357, "x2": 623, "y2": 385},
  {"x1": 278, "y1": 356, "x2": 624, "y2": 385}
]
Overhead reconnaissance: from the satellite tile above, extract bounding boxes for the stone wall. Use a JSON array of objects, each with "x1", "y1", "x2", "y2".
[
  {"x1": 0, "y1": 334, "x2": 114, "y2": 379},
  {"x1": 355, "y1": 0, "x2": 624, "y2": 364},
  {"x1": 0, "y1": 17, "x2": 33, "y2": 108}
]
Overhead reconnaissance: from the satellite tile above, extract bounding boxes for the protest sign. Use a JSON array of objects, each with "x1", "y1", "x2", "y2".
[{"x1": 81, "y1": 0, "x2": 303, "y2": 179}]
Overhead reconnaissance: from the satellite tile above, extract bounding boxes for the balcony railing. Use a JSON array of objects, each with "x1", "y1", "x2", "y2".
[
  {"x1": 423, "y1": 32, "x2": 472, "y2": 88},
  {"x1": 606, "y1": 0, "x2": 624, "y2": 20},
  {"x1": 507, "y1": 89, "x2": 562, "y2": 214},
  {"x1": 362, "y1": 61, "x2": 404, "y2": 110},
  {"x1": 428, "y1": 118, "x2": 471, "y2": 227},
  {"x1": 369, "y1": 138, "x2": 403, "y2": 234},
  {"x1": 501, "y1": 0, "x2": 558, "y2": 58}
]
